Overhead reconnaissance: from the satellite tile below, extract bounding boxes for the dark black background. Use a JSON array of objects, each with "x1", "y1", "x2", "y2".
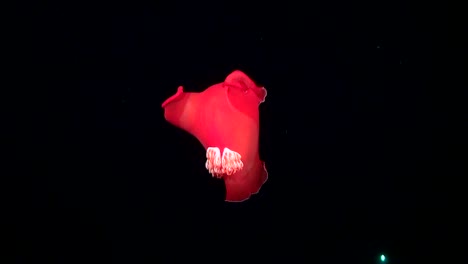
[{"x1": 10, "y1": 0, "x2": 465, "y2": 263}]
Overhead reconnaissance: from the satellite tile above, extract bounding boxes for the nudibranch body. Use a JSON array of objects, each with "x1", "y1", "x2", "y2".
[{"x1": 162, "y1": 70, "x2": 268, "y2": 202}]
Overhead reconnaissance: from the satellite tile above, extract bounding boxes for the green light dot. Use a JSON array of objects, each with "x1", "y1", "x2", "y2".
[{"x1": 380, "y1": 255, "x2": 386, "y2": 262}]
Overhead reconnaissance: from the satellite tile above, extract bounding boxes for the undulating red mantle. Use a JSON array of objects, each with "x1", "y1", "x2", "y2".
[{"x1": 161, "y1": 70, "x2": 268, "y2": 202}]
